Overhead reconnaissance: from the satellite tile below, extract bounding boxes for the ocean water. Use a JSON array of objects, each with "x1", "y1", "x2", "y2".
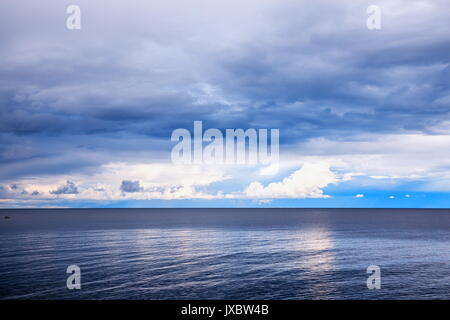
[{"x1": 0, "y1": 208, "x2": 449, "y2": 300}]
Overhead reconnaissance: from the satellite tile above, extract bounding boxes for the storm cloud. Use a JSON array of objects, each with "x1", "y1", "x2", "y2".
[
  {"x1": 50, "y1": 181, "x2": 79, "y2": 195},
  {"x1": 0, "y1": 0, "x2": 449, "y2": 205},
  {"x1": 120, "y1": 180, "x2": 143, "y2": 193}
]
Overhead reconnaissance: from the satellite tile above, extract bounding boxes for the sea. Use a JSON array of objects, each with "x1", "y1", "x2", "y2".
[{"x1": 0, "y1": 208, "x2": 449, "y2": 300}]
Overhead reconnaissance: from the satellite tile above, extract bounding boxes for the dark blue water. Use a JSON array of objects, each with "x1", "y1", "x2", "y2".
[{"x1": 0, "y1": 209, "x2": 449, "y2": 299}]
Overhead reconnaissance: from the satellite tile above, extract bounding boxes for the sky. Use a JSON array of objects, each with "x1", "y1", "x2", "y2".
[{"x1": 0, "y1": 0, "x2": 450, "y2": 208}]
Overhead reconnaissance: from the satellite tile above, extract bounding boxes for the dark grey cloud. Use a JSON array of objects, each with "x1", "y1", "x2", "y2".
[
  {"x1": 50, "y1": 181, "x2": 79, "y2": 195},
  {"x1": 0, "y1": 0, "x2": 449, "y2": 182},
  {"x1": 120, "y1": 180, "x2": 143, "y2": 193}
]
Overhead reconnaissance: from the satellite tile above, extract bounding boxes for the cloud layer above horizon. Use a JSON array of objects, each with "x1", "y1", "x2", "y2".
[{"x1": 1, "y1": 0, "x2": 450, "y2": 207}]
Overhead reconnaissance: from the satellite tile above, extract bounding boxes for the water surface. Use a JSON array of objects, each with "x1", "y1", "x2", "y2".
[{"x1": 0, "y1": 209, "x2": 449, "y2": 299}]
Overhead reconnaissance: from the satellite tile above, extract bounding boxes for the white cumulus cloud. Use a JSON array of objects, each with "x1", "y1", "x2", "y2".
[{"x1": 239, "y1": 162, "x2": 338, "y2": 199}]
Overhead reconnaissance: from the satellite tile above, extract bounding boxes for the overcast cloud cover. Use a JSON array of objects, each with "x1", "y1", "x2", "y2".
[{"x1": 1, "y1": 0, "x2": 449, "y2": 207}]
